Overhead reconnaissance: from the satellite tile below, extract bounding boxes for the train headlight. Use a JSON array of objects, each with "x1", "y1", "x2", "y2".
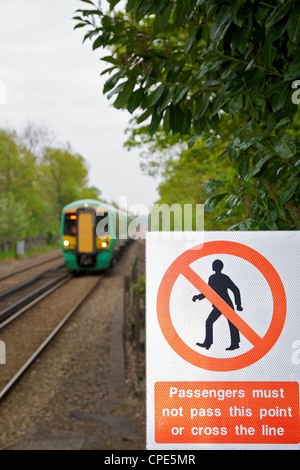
[
  {"x1": 101, "y1": 242, "x2": 108, "y2": 248},
  {"x1": 64, "y1": 240, "x2": 70, "y2": 247}
]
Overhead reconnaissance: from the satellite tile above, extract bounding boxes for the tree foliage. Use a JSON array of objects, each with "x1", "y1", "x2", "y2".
[
  {"x1": 74, "y1": 0, "x2": 300, "y2": 229},
  {"x1": 157, "y1": 140, "x2": 242, "y2": 230},
  {"x1": 0, "y1": 126, "x2": 101, "y2": 241},
  {"x1": 124, "y1": 115, "x2": 242, "y2": 229}
]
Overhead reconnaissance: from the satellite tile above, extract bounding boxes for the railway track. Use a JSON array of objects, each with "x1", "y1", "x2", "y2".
[
  {"x1": 0, "y1": 243, "x2": 133, "y2": 404},
  {"x1": 0, "y1": 263, "x2": 70, "y2": 326},
  {"x1": 0, "y1": 253, "x2": 63, "y2": 283},
  {"x1": 0, "y1": 238, "x2": 145, "y2": 451},
  {"x1": 0, "y1": 275, "x2": 103, "y2": 402},
  {"x1": 0, "y1": 267, "x2": 104, "y2": 402}
]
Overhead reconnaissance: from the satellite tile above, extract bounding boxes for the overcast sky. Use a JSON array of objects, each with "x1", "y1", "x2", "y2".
[{"x1": 0, "y1": 0, "x2": 160, "y2": 214}]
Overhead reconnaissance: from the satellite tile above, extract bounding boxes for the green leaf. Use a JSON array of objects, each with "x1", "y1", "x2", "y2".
[
  {"x1": 238, "y1": 156, "x2": 250, "y2": 180},
  {"x1": 74, "y1": 23, "x2": 87, "y2": 30},
  {"x1": 136, "y1": 108, "x2": 153, "y2": 124},
  {"x1": 156, "y1": 88, "x2": 175, "y2": 114},
  {"x1": 153, "y1": 3, "x2": 172, "y2": 32},
  {"x1": 204, "y1": 193, "x2": 229, "y2": 214},
  {"x1": 126, "y1": 0, "x2": 138, "y2": 12},
  {"x1": 287, "y1": 4, "x2": 300, "y2": 43},
  {"x1": 221, "y1": 62, "x2": 239, "y2": 80},
  {"x1": 194, "y1": 58, "x2": 224, "y2": 80},
  {"x1": 243, "y1": 69, "x2": 266, "y2": 91},
  {"x1": 75, "y1": 8, "x2": 101, "y2": 15},
  {"x1": 204, "y1": 180, "x2": 225, "y2": 197},
  {"x1": 101, "y1": 30, "x2": 111, "y2": 46},
  {"x1": 210, "y1": 9, "x2": 232, "y2": 44},
  {"x1": 82, "y1": 29, "x2": 100, "y2": 43},
  {"x1": 272, "y1": 82, "x2": 289, "y2": 112},
  {"x1": 260, "y1": 216, "x2": 278, "y2": 231},
  {"x1": 185, "y1": 29, "x2": 198, "y2": 55},
  {"x1": 268, "y1": 22, "x2": 286, "y2": 42},
  {"x1": 229, "y1": 93, "x2": 242, "y2": 116},
  {"x1": 173, "y1": 1, "x2": 191, "y2": 29},
  {"x1": 107, "y1": 81, "x2": 127, "y2": 99},
  {"x1": 284, "y1": 58, "x2": 300, "y2": 81},
  {"x1": 103, "y1": 71, "x2": 124, "y2": 94},
  {"x1": 149, "y1": 111, "x2": 162, "y2": 136},
  {"x1": 255, "y1": 5, "x2": 270, "y2": 26},
  {"x1": 113, "y1": 81, "x2": 135, "y2": 109},
  {"x1": 93, "y1": 35, "x2": 103, "y2": 50},
  {"x1": 182, "y1": 110, "x2": 192, "y2": 134},
  {"x1": 245, "y1": 152, "x2": 273, "y2": 180},
  {"x1": 262, "y1": 40, "x2": 277, "y2": 69},
  {"x1": 163, "y1": 107, "x2": 171, "y2": 134},
  {"x1": 274, "y1": 117, "x2": 291, "y2": 130},
  {"x1": 136, "y1": 0, "x2": 155, "y2": 21},
  {"x1": 265, "y1": 1, "x2": 293, "y2": 31},
  {"x1": 155, "y1": 0, "x2": 170, "y2": 14},
  {"x1": 170, "y1": 105, "x2": 184, "y2": 134},
  {"x1": 225, "y1": 194, "x2": 242, "y2": 210},
  {"x1": 127, "y1": 88, "x2": 144, "y2": 114},
  {"x1": 172, "y1": 86, "x2": 190, "y2": 105},
  {"x1": 108, "y1": 0, "x2": 121, "y2": 9},
  {"x1": 194, "y1": 92, "x2": 211, "y2": 120},
  {"x1": 252, "y1": 90, "x2": 266, "y2": 112},
  {"x1": 231, "y1": 0, "x2": 245, "y2": 27},
  {"x1": 210, "y1": 88, "x2": 228, "y2": 117},
  {"x1": 279, "y1": 181, "x2": 298, "y2": 206},
  {"x1": 100, "y1": 66, "x2": 116, "y2": 76},
  {"x1": 273, "y1": 134, "x2": 297, "y2": 158},
  {"x1": 144, "y1": 84, "x2": 166, "y2": 108},
  {"x1": 232, "y1": 15, "x2": 253, "y2": 54},
  {"x1": 101, "y1": 56, "x2": 119, "y2": 66},
  {"x1": 193, "y1": 117, "x2": 205, "y2": 136},
  {"x1": 238, "y1": 218, "x2": 257, "y2": 230}
]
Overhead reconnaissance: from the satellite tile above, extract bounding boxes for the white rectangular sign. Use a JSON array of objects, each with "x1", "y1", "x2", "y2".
[{"x1": 146, "y1": 231, "x2": 300, "y2": 450}]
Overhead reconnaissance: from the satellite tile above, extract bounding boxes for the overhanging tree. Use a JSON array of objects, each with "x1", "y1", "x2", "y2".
[{"x1": 74, "y1": 0, "x2": 300, "y2": 229}]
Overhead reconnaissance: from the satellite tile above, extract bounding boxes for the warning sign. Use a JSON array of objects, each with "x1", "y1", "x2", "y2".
[
  {"x1": 155, "y1": 382, "x2": 300, "y2": 444},
  {"x1": 156, "y1": 239, "x2": 286, "y2": 372},
  {"x1": 146, "y1": 231, "x2": 300, "y2": 450}
]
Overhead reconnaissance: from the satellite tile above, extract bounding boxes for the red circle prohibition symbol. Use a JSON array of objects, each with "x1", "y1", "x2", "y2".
[{"x1": 156, "y1": 240, "x2": 287, "y2": 371}]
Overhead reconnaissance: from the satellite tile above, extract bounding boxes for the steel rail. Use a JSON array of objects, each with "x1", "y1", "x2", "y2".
[
  {"x1": 0, "y1": 263, "x2": 66, "y2": 300},
  {"x1": 0, "y1": 275, "x2": 72, "y2": 330},
  {"x1": 0, "y1": 270, "x2": 70, "y2": 324},
  {"x1": 0, "y1": 276, "x2": 103, "y2": 402},
  {"x1": 0, "y1": 254, "x2": 63, "y2": 282}
]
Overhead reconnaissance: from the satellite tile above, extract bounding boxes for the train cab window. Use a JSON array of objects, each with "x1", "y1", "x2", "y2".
[
  {"x1": 64, "y1": 214, "x2": 77, "y2": 235},
  {"x1": 96, "y1": 212, "x2": 109, "y2": 236}
]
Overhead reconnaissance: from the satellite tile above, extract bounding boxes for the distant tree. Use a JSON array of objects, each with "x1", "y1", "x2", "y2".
[
  {"x1": 156, "y1": 142, "x2": 242, "y2": 231},
  {"x1": 0, "y1": 129, "x2": 36, "y2": 198},
  {"x1": 0, "y1": 193, "x2": 29, "y2": 241},
  {"x1": 0, "y1": 126, "x2": 102, "y2": 241},
  {"x1": 75, "y1": 0, "x2": 300, "y2": 229},
  {"x1": 39, "y1": 146, "x2": 99, "y2": 219},
  {"x1": 20, "y1": 121, "x2": 56, "y2": 160}
]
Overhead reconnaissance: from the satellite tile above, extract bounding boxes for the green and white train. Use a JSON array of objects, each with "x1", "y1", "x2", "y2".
[{"x1": 61, "y1": 199, "x2": 133, "y2": 272}]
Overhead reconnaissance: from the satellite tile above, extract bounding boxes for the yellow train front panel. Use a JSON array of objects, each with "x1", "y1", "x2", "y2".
[{"x1": 78, "y1": 212, "x2": 94, "y2": 253}]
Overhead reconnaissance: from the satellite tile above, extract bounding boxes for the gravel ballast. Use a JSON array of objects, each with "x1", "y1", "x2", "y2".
[{"x1": 0, "y1": 240, "x2": 145, "y2": 450}]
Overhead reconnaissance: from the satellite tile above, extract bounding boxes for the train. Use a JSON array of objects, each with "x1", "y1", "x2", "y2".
[{"x1": 60, "y1": 199, "x2": 133, "y2": 272}]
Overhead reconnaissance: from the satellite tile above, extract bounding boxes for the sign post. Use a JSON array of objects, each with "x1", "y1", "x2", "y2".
[{"x1": 146, "y1": 231, "x2": 300, "y2": 450}]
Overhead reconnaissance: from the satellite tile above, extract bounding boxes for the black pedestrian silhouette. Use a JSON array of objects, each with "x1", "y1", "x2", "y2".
[{"x1": 192, "y1": 259, "x2": 243, "y2": 351}]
